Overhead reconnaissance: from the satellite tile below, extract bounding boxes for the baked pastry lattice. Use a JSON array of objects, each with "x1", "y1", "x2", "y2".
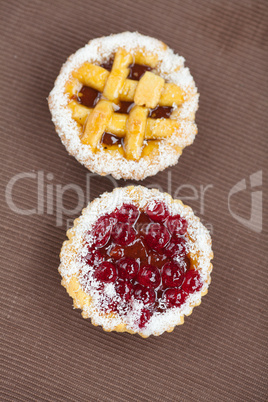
[
  {"x1": 69, "y1": 48, "x2": 185, "y2": 161},
  {"x1": 49, "y1": 32, "x2": 199, "y2": 180}
]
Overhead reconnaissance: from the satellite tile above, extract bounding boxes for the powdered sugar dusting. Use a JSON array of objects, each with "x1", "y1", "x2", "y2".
[
  {"x1": 59, "y1": 186, "x2": 213, "y2": 337},
  {"x1": 49, "y1": 32, "x2": 199, "y2": 180}
]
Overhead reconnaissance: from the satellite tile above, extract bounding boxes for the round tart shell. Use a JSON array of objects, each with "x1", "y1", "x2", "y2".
[
  {"x1": 48, "y1": 32, "x2": 199, "y2": 180},
  {"x1": 59, "y1": 186, "x2": 213, "y2": 337}
]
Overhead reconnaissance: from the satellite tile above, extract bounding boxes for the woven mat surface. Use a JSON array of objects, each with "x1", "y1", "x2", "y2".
[{"x1": 1, "y1": 0, "x2": 267, "y2": 401}]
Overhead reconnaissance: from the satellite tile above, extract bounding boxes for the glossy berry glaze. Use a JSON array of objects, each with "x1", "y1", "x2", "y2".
[{"x1": 81, "y1": 202, "x2": 203, "y2": 329}]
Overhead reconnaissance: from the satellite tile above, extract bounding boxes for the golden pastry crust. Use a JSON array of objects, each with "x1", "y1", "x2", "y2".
[
  {"x1": 59, "y1": 186, "x2": 213, "y2": 337},
  {"x1": 48, "y1": 32, "x2": 199, "y2": 180}
]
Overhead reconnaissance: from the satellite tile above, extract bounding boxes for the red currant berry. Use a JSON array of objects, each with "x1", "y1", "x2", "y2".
[
  {"x1": 115, "y1": 204, "x2": 139, "y2": 224},
  {"x1": 133, "y1": 284, "x2": 156, "y2": 305},
  {"x1": 162, "y1": 262, "x2": 185, "y2": 288},
  {"x1": 91, "y1": 216, "x2": 115, "y2": 247},
  {"x1": 115, "y1": 279, "x2": 133, "y2": 301},
  {"x1": 145, "y1": 223, "x2": 171, "y2": 251},
  {"x1": 111, "y1": 223, "x2": 136, "y2": 246},
  {"x1": 84, "y1": 248, "x2": 104, "y2": 266},
  {"x1": 165, "y1": 288, "x2": 186, "y2": 308},
  {"x1": 166, "y1": 215, "x2": 188, "y2": 237},
  {"x1": 182, "y1": 270, "x2": 203, "y2": 294},
  {"x1": 107, "y1": 300, "x2": 119, "y2": 313},
  {"x1": 137, "y1": 265, "x2": 160, "y2": 289},
  {"x1": 173, "y1": 254, "x2": 190, "y2": 271},
  {"x1": 165, "y1": 236, "x2": 186, "y2": 258},
  {"x1": 146, "y1": 201, "x2": 169, "y2": 222},
  {"x1": 94, "y1": 262, "x2": 117, "y2": 283},
  {"x1": 116, "y1": 257, "x2": 139, "y2": 280},
  {"x1": 138, "y1": 309, "x2": 152, "y2": 329}
]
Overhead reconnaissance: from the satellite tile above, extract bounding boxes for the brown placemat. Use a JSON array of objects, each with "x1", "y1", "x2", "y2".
[{"x1": 1, "y1": 0, "x2": 267, "y2": 401}]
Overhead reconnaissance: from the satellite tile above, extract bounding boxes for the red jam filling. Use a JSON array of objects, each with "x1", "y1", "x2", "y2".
[
  {"x1": 101, "y1": 132, "x2": 123, "y2": 147},
  {"x1": 128, "y1": 63, "x2": 152, "y2": 80},
  {"x1": 76, "y1": 86, "x2": 101, "y2": 108},
  {"x1": 100, "y1": 60, "x2": 114, "y2": 71},
  {"x1": 148, "y1": 106, "x2": 173, "y2": 119},
  {"x1": 82, "y1": 202, "x2": 203, "y2": 329}
]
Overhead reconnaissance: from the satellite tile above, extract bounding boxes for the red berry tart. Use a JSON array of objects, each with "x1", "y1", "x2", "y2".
[{"x1": 59, "y1": 186, "x2": 213, "y2": 337}]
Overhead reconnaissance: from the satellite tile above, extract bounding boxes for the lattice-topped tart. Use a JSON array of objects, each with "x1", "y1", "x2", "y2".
[
  {"x1": 59, "y1": 186, "x2": 213, "y2": 337},
  {"x1": 49, "y1": 32, "x2": 199, "y2": 180}
]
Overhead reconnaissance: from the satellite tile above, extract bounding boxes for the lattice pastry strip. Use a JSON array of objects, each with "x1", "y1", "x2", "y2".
[
  {"x1": 134, "y1": 71, "x2": 165, "y2": 108},
  {"x1": 124, "y1": 106, "x2": 148, "y2": 160},
  {"x1": 102, "y1": 48, "x2": 133, "y2": 101},
  {"x1": 73, "y1": 63, "x2": 109, "y2": 91},
  {"x1": 82, "y1": 100, "x2": 113, "y2": 147}
]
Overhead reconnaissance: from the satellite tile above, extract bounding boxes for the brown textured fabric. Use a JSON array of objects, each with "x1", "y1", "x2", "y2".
[{"x1": 1, "y1": 0, "x2": 267, "y2": 401}]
